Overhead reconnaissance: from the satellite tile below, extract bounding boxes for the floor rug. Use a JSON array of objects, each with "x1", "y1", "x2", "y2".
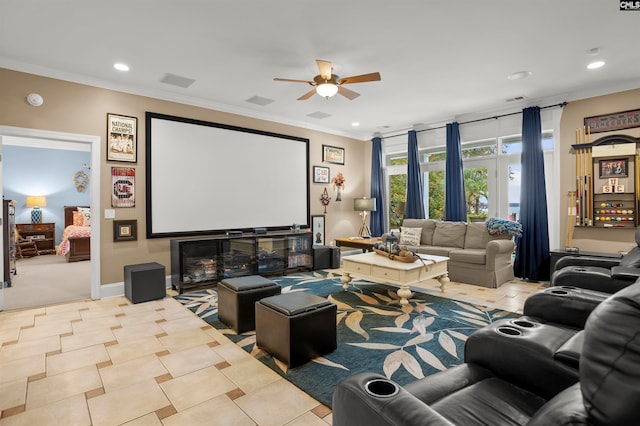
[{"x1": 174, "y1": 271, "x2": 516, "y2": 407}]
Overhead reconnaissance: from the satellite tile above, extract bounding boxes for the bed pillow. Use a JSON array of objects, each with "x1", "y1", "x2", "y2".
[
  {"x1": 72, "y1": 211, "x2": 84, "y2": 226},
  {"x1": 400, "y1": 227, "x2": 422, "y2": 246},
  {"x1": 77, "y1": 207, "x2": 91, "y2": 227}
]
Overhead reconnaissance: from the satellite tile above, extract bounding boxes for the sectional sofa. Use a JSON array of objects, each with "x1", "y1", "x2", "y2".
[{"x1": 386, "y1": 219, "x2": 516, "y2": 288}]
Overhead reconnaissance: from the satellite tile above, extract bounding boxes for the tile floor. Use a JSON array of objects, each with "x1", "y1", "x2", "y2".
[{"x1": 0, "y1": 275, "x2": 545, "y2": 425}]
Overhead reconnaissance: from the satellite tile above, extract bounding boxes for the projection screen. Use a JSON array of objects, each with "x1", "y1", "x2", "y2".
[{"x1": 146, "y1": 112, "x2": 309, "y2": 238}]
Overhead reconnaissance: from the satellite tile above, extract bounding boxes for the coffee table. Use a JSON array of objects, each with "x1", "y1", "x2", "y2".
[
  {"x1": 335, "y1": 237, "x2": 382, "y2": 252},
  {"x1": 340, "y1": 252, "x2": 449, "y2": 304}
]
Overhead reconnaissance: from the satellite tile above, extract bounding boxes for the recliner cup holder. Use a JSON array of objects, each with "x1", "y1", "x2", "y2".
[
  {"x1": 549, "y1": 289, "x2": 569, "y2": 295},
  {"x1": 496, "y1": 326, "x2": 522, "y2": 337},
  {"x1": 511, "y1": 319, "x2": 537, "y2": 328},
  {"x1": 365, "y1": 379, "x2": 400, "y2": 398},
  {"x1": 574, "y1": 267, "x2": 586, "y2": 272}
]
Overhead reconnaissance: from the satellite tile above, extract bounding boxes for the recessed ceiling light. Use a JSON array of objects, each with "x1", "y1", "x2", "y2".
[
  {"x1": 352, "y1": 122, "x2": 360, "y2": 127},
  {"x1": 587, "y1": 61, "x2": 605, "y2": 70},
  {"x1": 507, "y1": 71, "x2": 532, "y2": 81},
  {"x1": 113, "y1": 63, "x2": 130, "y2": 72}
]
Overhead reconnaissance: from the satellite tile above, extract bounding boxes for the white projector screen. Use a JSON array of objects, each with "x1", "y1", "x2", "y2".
[{"x1": 146, "y1": 112, "x2": 309, "y2": 238}]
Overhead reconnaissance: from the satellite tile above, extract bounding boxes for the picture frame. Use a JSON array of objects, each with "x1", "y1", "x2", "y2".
[
  {"x1": 322, "y1": 144, "x2": 345, "y2": 165},
  {"x1": 599, "y1": 158, "x2": 628, "y2": 178},
  {"x1": 111, "y1": 167, "x2": 135, "y2": 207},
  {"x1": 312, "y1": 215, "x2": 325, "y2": 245},
  {"x1": 113, "y1": 220, "x2": 137, "y2": 242},
  {"x1": 313, "y1": 165, "x2": 330, "y2": 183},
  {"x1": 107, "y1": 113, "x2": 137, "y2": 163}
]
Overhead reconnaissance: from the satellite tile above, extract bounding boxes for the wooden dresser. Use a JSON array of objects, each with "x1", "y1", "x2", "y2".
[{"x1": 16, "y1": 222, "x2": 56, "y2": 254}]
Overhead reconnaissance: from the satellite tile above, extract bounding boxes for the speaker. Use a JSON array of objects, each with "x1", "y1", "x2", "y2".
[
  {"x1": 313, "y1": 246, "x2": 341, "y2": 270},
  {"x1": 124, "y1": 262, "x2": 166, "y2": 304},
  {"x1": 329, "y1": 246, "x2": 341, "y2": 269}
]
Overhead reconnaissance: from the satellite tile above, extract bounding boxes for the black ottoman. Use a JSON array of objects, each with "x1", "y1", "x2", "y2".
[
  {"x1": 256, "y1": 292, "x2": 337, "y2": 367},
  {"x1": 218, "y1": 275, "x2": 281, "y2": 333}
]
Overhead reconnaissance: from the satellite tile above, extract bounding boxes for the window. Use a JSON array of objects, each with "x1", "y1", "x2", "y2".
[{"x1": 384, "y1": 130, "x2": 555, "y2": 228}]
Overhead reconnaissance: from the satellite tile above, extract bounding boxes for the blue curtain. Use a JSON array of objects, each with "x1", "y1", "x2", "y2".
[
  {"x1": 369, "y1": 136, "x2": 386, "y2": 236},
  {"x1": 405, "y1": 130, "x2": 426, "y2": 219},
  {"x1": 445, "y1": 122, "x2": 467, "y2": 221},
  {"x1": 514, "y1": 106, "x2": 550, "y2": 281}
]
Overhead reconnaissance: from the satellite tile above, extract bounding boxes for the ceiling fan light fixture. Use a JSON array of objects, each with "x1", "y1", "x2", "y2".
[{"x1": 316, "y1": 83, "x2": 338, "y2": 99}]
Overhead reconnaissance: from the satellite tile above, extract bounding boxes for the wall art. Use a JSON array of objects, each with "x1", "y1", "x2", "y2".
[
  {"x1": 112, "y1": 167, "x2": 135, "y2": 207},
  {"x1": 313, "y1": 165, "x2": 330, "y2": 183},
  {"x1": 322, "y1": 144, "x2": 345, "y2": 165},
  {"x1": 107, "y1": 113, "x2": 137, "y2": 162},
  {"x1": 113, "y1": 220, "x2": 137, "y2": 242}
]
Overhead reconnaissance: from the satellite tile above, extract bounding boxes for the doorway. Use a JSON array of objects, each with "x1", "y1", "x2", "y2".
[{"x1": 0, "y1": 126, "x2": 101, "y2": 311}]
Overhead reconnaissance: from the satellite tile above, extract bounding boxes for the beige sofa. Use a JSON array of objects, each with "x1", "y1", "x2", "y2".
[{"x1": 387, "y1": 219, "x2": 515, "y2": 288}]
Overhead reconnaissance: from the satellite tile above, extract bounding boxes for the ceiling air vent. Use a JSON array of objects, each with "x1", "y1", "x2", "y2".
[
  {"x1": 160, "y1": 73, "x2": 196, "y2": 88},
  {"x1": 506, "y1": 96, "x2": 526, "y2": 102},
  {"x1": 245, "y1": 96, "x2": 275, "y2": 106},
  {"x1": 307, "y1": 111, "x2": 332, "y2": 119}
]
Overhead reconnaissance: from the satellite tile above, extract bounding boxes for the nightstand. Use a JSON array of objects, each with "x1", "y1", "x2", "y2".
[{"x1": 16, "y1": 223, "x2": 56, "y2": 255}]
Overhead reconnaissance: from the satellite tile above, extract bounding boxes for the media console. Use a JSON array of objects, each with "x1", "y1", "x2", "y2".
[{"x1": 170, "y1": 231, "x2": 312, "y2": 293}]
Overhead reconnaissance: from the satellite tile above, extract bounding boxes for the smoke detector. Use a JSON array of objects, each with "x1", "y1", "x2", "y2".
[{"x1": 26, "y1": 93, "x2": 44, "y2": 107}]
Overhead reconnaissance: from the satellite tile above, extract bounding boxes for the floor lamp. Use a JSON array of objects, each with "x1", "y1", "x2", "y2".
[{"x1": 354, "y1": 197, "x2": 376, "y2": 238}]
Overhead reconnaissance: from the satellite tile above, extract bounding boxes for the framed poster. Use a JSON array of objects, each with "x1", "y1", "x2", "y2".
[
  {"x1": 107, "y1": 113, "x2": 137, "y2": 162},
  {"x1": 312, "y1": 215, "x2": 325, "y2": 245},
  {"x1": 112, "y1": 167, "x2": 136, "y2": 207},
  {"x1": 599, "y1": 158, "x2": 628, "y2": 178},
  {"x1": 313, "y1": 165, "x2": 330, "y2": 183},
  {"x1": 113, "y1": 220, "x2": 137, "y2": 241},
  {"x1": 322, "y1": 144, "x2": 345, "y2": 165}
]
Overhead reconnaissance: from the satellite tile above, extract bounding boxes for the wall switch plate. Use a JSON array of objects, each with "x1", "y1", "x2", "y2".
[{"x1": 104, "y1": 209, "x2": 115, "y2": 219}]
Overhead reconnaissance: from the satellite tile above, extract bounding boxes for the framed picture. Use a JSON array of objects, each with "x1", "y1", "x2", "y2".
[
  {"x1": 313, "y1": 165, "x2": 330, "y2": 183},
  {"x1": 113, "y1": 220, "x2": 137, "y2": 242},
  {"x1": 312, "y1": 215, "x2": 325, "y2": 245},
  {"x1": 112, "y1": 167, "x2": 135, "y2": 207},
  {"x1": 599, "y1": 158, "x2": 628, "y2": 178},
  {"x1": 322, "y1": 144, "x2": 345, "y2": 165},
  {"x1": 107, "y1": 113, "x2": 137, "y2": 163}
]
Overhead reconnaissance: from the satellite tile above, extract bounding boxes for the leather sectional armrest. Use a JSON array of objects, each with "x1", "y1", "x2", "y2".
[
  {"x1": 611, "y1": 266, "x2": 640, "y2": 280},
  {"x1": 554, "y1": 255, "x2": 621, "y2": 271},
  {"x1": 523, "y1": 287, "x2": 608, "y2": 329}
]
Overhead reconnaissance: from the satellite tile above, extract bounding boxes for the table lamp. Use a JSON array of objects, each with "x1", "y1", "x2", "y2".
[
  {"x1": 354, "y1": 197, "x2": 376, "y2": 238},
  {"x1": 26, "y1": 195, "x2": 46, "y2": 223}
]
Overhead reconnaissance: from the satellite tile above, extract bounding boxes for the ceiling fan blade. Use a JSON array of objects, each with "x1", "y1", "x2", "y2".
[
  {"x1": 274, "y1": 77, "x2": 315, "y2": 85},
  {"x1": 316, "y1": 60, "x2": 333, "y2": 80},
  {"x1": 337, "y1": 72, "x2": 381, "y2": 85},
  {"x1": 338, "y1": 86, "x2": 360, "y2": 100},
  {"x1": 297, "y1": 88, "x2": 317, "y2": 100}
]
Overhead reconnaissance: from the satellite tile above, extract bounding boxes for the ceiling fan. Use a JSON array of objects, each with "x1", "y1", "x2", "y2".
[{"x1": 274, "y1": 59, "x2": 381, "y2": 100}]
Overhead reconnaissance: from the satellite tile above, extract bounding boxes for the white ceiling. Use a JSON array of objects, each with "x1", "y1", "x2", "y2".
[{"x1": 1, "y1": 1, "x2": 639, "y2": 140}]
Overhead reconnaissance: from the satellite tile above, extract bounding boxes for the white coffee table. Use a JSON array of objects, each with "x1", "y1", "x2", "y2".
[{"x1": 340, "y1": 252, "x2": 450, "y2": 305}]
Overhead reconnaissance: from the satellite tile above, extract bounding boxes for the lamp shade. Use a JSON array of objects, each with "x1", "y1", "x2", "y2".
[
  {"x1": 26, "y1": 195, "x2": 47, "y2": 207},
  {"x1": 354, "y1": 197, "x2": 376, "y2": 212},
  {"x1": 316, "y1": 83, "x2": 338, "y2": 98}
]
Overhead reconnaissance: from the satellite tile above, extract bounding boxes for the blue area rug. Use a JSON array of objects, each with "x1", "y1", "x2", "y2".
[{"x1": 174, "y1": 271, "x2": 515, "y2": 407}]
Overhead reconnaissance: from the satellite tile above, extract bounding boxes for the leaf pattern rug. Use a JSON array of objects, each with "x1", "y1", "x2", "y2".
[{"x1": 174, "y1": 271, "x2": 516, "y2": 407}]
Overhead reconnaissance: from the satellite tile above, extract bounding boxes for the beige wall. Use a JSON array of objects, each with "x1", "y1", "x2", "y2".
[
  {"x1": 559, "y1": 88, "x2": 640, "y2": 254},
  {"x1": 0, "y1": 68, "x2": 371, "y2": 285}
]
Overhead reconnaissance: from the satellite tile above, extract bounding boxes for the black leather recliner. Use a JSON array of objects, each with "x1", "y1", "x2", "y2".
[
  {"x1": 332, "y1": 282, "x2": 640, "y2": 426},
  {"x1": 550, "y1": 227, "x2": 640, "y2": 293}
]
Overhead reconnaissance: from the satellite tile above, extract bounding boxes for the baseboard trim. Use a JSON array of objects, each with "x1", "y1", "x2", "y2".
[{"x1": 99, "y1": 276, "x2": 172, "y2": 300}]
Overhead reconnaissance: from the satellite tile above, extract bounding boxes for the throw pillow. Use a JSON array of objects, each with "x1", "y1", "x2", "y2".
[
  {"x1": 400, "y1": 227, "x2": 422, "y2": 246},
  {"x1": 72, "y1": 211, "x2": 84, "y2": 227},
  {"x1": 433, "y1": 222, "x2": 467, "y2": 248},
  {"x1": 77, "y1": 207, "x2": 91, "y2": 227}
]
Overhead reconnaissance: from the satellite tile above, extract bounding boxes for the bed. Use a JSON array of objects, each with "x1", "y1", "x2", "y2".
[{"x1": 57, "y1": 205, "x2": 91, "y2": 262}]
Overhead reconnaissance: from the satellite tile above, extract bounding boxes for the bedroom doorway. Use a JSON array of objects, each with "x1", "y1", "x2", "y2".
[{"x1": 0, "y1": 126, "x2": 100, "y2": 311}]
